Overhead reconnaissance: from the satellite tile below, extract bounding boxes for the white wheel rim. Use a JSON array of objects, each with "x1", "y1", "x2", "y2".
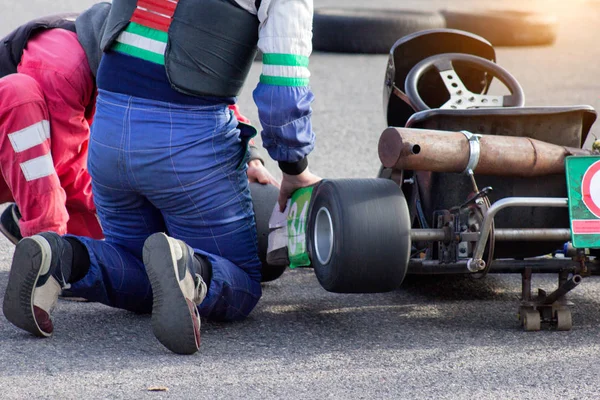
[{"x1": 314, "y1": 207, "x2": 334, "y2": 265}]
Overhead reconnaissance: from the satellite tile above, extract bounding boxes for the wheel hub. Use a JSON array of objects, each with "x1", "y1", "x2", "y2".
[{"x1": 314, "y1": 207, "x2": 334, "y2": 265}]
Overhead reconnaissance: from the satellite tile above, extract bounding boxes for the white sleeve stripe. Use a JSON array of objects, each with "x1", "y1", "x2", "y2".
[
  {"x1": 20, "y1": 153, "x2": 55, "y2": 182},
  {"x1": 8, "y1": 120, "x2": 50, "y2": 153},
  {"x1": 116, "y1": 31, "x2": 167, "y2": 55},
  {"x1": 262, "y1": 65, "x2": 310, "y2": 79}
]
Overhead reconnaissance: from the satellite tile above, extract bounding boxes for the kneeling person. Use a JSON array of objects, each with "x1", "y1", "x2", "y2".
[{"x1": 3, "y1": 0, "x2": 319, "y2": 356}]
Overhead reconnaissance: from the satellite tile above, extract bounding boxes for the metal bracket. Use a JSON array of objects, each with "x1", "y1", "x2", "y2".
[
  {"x1": 393, "y1": 84, "x2": 417, "y2": 110},
  {"x1": 460, "y1": 130, "x2": 482, "y2": 175},
  {"x1": 452, "y1": 186, "x2": 493, "y2": 212},
  {"x1": 469, "y1": 197, "x2": 570, "y2": 271}
]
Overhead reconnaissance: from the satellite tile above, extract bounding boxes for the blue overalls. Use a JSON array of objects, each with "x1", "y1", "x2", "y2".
[{"x1": 67, "y1": 50, "x2": 262, "y2": 322}]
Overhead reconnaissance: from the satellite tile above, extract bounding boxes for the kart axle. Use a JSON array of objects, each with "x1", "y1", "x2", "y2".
[{"x1": 410, "y1": 228, "x2": 571, "y2": 243}]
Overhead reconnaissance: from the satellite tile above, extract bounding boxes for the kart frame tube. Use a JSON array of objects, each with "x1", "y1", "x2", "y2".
[
  {"x1": 469, "y1": 197, "x2": 569, "y2": 270},
  {"x1": 407, "y1": 258, "x2": 600, "y2": 275},
  {"x1": 408, "y1": 196, "x2": 589, "y2": 274}
]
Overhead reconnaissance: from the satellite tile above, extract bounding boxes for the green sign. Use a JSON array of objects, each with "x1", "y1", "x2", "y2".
[
  {"x1": 566, "y1": 155, "x2": 600, "y2": 248},
  {"x1": 287, "y1": 186, "x2": 314, "y2": 268}
]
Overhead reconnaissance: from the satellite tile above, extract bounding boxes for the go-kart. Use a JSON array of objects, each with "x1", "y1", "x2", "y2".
[{"x1": 254, "y1": 29, "x2": 600, "y2": 332}]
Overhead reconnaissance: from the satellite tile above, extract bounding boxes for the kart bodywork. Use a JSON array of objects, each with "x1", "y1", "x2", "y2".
[
  {"x1": 281, "y1": 29, "x2": 600, "y2": 332},
  {"x1": 379, "y1": 29, "x2": 599, "y2": 331},
  {"x1": 382, "y1": 29, "x2": 600, "y2": 331}
]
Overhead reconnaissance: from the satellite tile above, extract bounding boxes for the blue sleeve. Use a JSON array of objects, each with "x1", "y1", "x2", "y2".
[{"x1": 252, "y1": 83, "x2": 315, "y2": 164}]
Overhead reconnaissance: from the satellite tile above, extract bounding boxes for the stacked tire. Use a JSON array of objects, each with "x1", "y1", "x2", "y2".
[
  {"x1": 312, "y1": 9, "x2": 446, "y2": 54},
  {"x1": 441, "y1": 10, "x2": 557, "y2": 47},
  {"x1": 311, "y1": 8, "x2": 557, "y2": 55}
]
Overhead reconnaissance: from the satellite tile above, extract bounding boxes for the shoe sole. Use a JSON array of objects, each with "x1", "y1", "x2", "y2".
[
  {"x1": 0, "y1": 222, "x2": 20, "y2": 245},
  {"x1": 143, "y1": 233, "x2": 200, "y2": 355},
  {"x1": 3, "y1": 237, "x2": 51, "y2": 337}
]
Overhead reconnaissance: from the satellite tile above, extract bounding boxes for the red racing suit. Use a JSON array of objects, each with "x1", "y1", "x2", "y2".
[{"x1": 0, "y1": 28, "x2": 102, "y2": 238}]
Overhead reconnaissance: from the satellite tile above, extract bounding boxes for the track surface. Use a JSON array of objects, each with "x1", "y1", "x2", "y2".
[{"x1": 1, "y1": 1, "x2": 600, "y2": 399}]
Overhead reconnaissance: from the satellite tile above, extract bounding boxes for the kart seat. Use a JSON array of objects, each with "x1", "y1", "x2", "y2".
[
  {"x1": 404, "y1": 105, "x2": 597, "y2": 258},
  {"x1": 405, "y1": 105, "x2": 597, "y2": 148}
]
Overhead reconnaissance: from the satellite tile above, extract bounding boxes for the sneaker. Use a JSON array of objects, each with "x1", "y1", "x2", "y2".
[
  {"x1": 0, "y1": 203, "x2": 23, "y2": 244},
  {"x1": 3, "y1": 232, "x2": 70, "y2": 337},
  {"x1": 266, "y1": 203, "x2": 290, "y2": 266},
  {"x1": 143, "y1": 233, "x2": 207, "y2": 355}
]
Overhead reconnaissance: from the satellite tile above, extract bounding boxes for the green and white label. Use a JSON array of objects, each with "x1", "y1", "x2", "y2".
[
  {"x1": 566, "y1": 155, "x2": 600, "y2": 248},
  {"x1": 287, "y1": 186, "x2": 314, "y2": 268}
]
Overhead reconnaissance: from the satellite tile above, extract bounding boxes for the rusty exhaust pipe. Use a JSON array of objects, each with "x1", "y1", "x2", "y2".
[{"x1": 378, "y1": 127, "x2": 591, "y2": 177}]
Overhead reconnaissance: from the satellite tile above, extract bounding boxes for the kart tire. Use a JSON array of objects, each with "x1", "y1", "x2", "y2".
[
  {"x1": 307, "y1": 179, "x2": 411, "y2": 293},
  {"x1": 441, "y1": 10, "x2": 558, "y2": 47},
  {"x1": 313, "y1": 8, "x2": 446, "y2": 54},
  {"x1": 249, "y1": 182, "x2": 287, "y2": 283}
]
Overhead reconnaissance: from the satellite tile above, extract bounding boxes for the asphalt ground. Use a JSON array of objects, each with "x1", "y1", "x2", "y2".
[{"x1": 1, "y1": 1, "x2": 600, "y2": 399}]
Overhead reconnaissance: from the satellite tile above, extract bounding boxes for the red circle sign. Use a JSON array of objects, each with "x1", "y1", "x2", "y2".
[{"x1": 581, "y1": 160, "x2": 600, "y2": 218}]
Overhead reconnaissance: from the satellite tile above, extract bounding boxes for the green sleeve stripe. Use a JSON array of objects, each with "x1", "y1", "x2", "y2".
[
  {"x1": 112, "y1": 42, "x2": 165, "y2": 65},
  {"x1": 126, "y1": 22, "x2": 169, "y2": 43},
  {"x1": 262, "y1": 53, "x2": 309, "y2": 67},
  {"x1": 260, "y1": 75, "x2": 309, "y2": 87}
]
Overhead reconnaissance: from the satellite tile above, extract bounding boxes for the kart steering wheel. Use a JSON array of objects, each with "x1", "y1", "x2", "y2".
[{"x1": 405, "y1": 53, "x2": 526, "y2": 111}]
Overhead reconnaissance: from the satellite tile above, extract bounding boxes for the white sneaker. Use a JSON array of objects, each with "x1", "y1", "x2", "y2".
[
  {"x1": 143, "y1": 233, "x2": 207, "y2": 355},
  {"x1": 3, "y1": 232, "x2": 70, "y2": 337}
]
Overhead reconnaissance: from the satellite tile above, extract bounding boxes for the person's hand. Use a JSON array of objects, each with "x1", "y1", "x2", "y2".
[
  {"x1": 278, "y1": 169, "x2": 322, "y2": 211},
  {"x1": 247, "y1": 159, "x2": 280, "y2": 187}
]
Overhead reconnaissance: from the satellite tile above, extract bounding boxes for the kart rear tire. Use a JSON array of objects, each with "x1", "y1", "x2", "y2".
[
  {"x1": 441, "y1": 10, "x2": 558, "y2": 47},
  {"x1": 313, "y1": 8, "x2": 446, "y2": 54},
  {"x1": 250, "y1": 182, "x2": 287, "y2": 283},
  {"x1": 307, "y1": 179, "x2": 411, "y2": 293}
]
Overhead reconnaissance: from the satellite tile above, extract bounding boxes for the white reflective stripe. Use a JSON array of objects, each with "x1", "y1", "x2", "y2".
[
  {"x1": 20, "y1": 153, "x2": 55, "y2": 182},
  {"x1": 116, "y1": 31, "x2": 167, "y2": 55},
  {"x1": 135, "y1": 6, "x2": 172, "y2": 19},
  {"x1": 262, "y1": 64, "x2": 310, "y2": 79},
  {"x1": 8, "y1": 120, "x2": 50, "y2": 153}
]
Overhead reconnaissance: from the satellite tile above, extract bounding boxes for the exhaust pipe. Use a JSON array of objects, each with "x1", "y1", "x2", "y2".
[{"x1": 378, "y1": 127, "x2": 591, "y2": 177}]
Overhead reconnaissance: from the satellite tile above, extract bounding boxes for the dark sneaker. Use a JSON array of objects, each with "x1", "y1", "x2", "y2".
[
  {"x1": 0, "y1": 203, "x2": 23, "y2": 244},
  {"x1": 143, "y1": 233, "x2": 207, "y2": 355},
  {"x1": 3, "y1": 232, "x2": 70, "y2": 337}
]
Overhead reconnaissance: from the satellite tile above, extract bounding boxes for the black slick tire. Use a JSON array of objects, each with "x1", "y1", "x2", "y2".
[
  {"x1": 307, "y1": 179, "x2": 411, "y2": 293},
  {"x1": 441, "y1": 10, "x2": 558, "y2": 47}
]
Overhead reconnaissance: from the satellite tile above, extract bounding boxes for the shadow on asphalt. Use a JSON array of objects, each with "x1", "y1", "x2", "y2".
[{"x1": 2, "y1": 268, "x2": 600, "y2": 373}]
